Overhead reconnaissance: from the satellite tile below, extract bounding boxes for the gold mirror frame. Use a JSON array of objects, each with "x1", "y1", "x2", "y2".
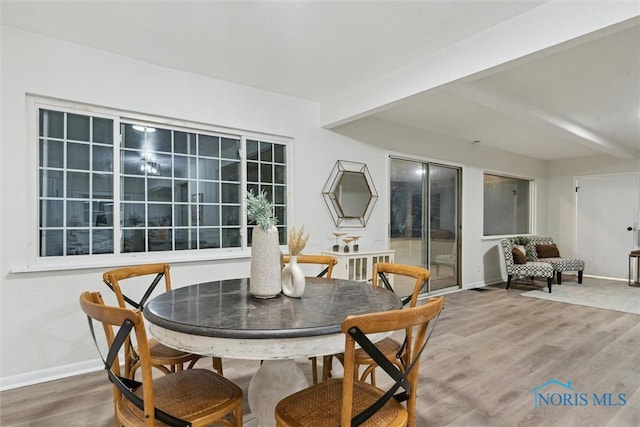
[{"x1": 322, "y1": 160, "x2": 378, "y2": 227}]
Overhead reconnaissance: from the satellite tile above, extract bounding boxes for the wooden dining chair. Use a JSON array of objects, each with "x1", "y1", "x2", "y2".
[
  {"x1": 275, "y1": 296, "x2": 444, "y2": 427},
  {"x1": 103, "y1": 263, "x2": 222, "y2": 378},
  {"x1": 282, "y1": 254, "x2": 339, "y2": 384},
  {"x1": 326, "y1": 262, "x2": 430, "y2": 385},
  {"x1": 282, "y1": 254, "x2": 338, "y2": 279},
  {"x1": 80, "y1": 291, "x2": 243, "y2": 427}
]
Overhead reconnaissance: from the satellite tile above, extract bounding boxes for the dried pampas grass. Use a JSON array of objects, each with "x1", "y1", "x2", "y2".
[{"x1": 288, "y1": 225, "x2": 310, "y2": 256}]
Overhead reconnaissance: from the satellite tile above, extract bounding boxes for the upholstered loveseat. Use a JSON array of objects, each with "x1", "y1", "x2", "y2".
[
  {"x1": 526, "y1": 236, "x2": 585, "y2": 284},
  {"x1": 500, "y1": 239, "x2": 554, "y2": 293}
]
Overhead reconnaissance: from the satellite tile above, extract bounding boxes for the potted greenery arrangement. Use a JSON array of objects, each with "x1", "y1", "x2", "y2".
[{"x1": 247, "y1": 190, "x2": 282, "y2": 298}]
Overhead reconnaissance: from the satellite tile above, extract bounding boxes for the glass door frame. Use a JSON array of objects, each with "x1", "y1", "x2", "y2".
[{"x1": 389, "y1": 156, "x2": 462, "y2": 295}]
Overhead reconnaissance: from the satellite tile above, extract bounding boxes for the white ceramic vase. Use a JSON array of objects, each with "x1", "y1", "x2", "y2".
[
  {"x1": 281, "y1": 256, "x2": 306, "y2": 298},
  {"x1": 250, "y1": 226, "x2": 282, "y2": 299}
]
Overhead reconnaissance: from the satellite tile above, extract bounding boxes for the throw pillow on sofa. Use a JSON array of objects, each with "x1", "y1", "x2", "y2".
[
  {"x1": 512, "y1": 245, "x2": 526, "y2": 264},
  {"x1": 536, "y1": 244, "x2": 560, "y2": 258}
]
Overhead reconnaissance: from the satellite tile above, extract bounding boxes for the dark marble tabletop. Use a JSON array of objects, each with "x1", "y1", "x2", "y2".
[{"x1": 144, "y1": 277, "x2": 402, "y2": 339}]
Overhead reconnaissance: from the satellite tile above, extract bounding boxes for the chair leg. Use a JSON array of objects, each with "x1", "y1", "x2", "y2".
[
  {"x1": 212, "y1": 357, "x2": 223, "y2": 375},
  {"x1": 557, "y1": 272, "x2": 562, "y2": 285},
  {"x1": 310, "y1": 357, "x2": 318, "y2": 384},
  {"x1": 322, "y1": 355, "x2": 333, "y2": 381},
  {"x1": 233, "y1": 403, "x2": 243, "y2": 427},
  {"x1": 547, "y1": 277, "x2": 552, "y2": 293},
  {"x1": 578, "y1": 270, "x2": 583, "y2": 284},
  {"x1": 358, "y1": 364, "x2": 377, "y2": 385},
  {"x1": 506, "y1": 275, "x2": 513, "y2": 289}
]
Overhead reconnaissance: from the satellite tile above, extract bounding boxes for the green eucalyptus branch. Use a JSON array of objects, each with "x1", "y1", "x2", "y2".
[{"x1": 247, "y1": 189, "x2": 278, "y2": 231}]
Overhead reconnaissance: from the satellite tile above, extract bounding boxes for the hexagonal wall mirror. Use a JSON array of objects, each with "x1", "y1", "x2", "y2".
[{"x1": 322, "y1": 160, "x2": 378, "y2": 227}]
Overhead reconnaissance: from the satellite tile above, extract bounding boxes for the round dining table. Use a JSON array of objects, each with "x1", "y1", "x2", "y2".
[{"x1": 144, "y1": 276, "x2": 402, "y2": 427}]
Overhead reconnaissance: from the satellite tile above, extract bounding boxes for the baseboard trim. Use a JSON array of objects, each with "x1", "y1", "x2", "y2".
[
  {"x1": 0, "y1": 358, "x2": 103, "y2": 391},
  {"x1": 583, "y1": 274, "x2": 627, "y2": 282},
  {"x1": 463, "y1": 277, "x2": 503, "y2": 290}
]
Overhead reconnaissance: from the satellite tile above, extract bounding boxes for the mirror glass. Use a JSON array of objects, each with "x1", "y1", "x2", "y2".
[
  {"x1": 337, "y1": 172, "x2": 371, "y2": 217},
  {"x1": 322, "y1": 161, "x2": 378, "y2": 227}
]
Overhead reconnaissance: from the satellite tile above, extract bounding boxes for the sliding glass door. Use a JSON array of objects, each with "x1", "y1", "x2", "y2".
[{"x1": 390, "y1": 158, "x2": 460, "y2": 296}]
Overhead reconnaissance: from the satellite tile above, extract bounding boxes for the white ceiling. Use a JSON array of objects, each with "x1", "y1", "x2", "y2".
[{"x1": 2, "y1": 0, "x2": 639, "y2": 161}]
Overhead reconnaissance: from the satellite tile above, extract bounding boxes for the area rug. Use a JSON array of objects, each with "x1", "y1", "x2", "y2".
[{"x1": 521, "y1": 281, "x2": 640, "y2": 314}]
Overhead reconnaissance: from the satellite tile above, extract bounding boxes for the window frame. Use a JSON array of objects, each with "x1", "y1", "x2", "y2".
[
  {"x1": 26, "y1": 96, "x2": 293, "y2": 271},
  {"x1": 482, "y1": 171, "x2": 535, "y2": 238}
]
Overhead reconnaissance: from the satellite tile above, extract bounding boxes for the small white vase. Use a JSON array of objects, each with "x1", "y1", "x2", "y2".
[
  {"x1": 250, "y1": 226, "x2": 282, "y2": 299},
  {"x1": 281, "y1": 255, "x2": 306, "y2": 298}
]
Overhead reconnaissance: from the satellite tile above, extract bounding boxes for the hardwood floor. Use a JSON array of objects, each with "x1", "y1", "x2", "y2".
[{"x1": 2, "y1": 278, "x2": 638, "y2": 426}]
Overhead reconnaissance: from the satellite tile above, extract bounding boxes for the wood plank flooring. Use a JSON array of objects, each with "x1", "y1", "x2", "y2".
[{"x1": 2, "y1": 277, "x2": 638, "y2": 426}]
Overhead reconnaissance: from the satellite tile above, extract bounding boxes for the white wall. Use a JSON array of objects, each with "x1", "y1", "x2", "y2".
[
  {"x1": 547, "y1": 156, "x2": 640, "y2": 255},
  {"x1": 334, "y1": 116, "x2": 550, "y2": 287},
  {"x1": 0, "y1": 26, "x2": 387, "y2": 388}
]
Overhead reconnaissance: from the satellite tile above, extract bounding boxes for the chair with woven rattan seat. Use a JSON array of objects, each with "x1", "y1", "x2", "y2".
[
  {"x1": 326, "y1": 262, "x2": 430, "y2": 386},
  {"x1": 282, "y1": 254, "x2": 338, "y2": 384},
  {"x1": 275, "y1": 295, "x2": 444, "y2": 427},
  {"x1": 80, "y1": 291, "x2": 243, "y2": 427},
  {"x1": 102, "y1": 263, "x2": 222, "y2": 378}
]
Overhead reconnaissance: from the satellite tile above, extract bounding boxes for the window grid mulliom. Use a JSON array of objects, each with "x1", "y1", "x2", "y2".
[
  {"x1": 246, "y1": 139, "x2": 288, "y2": 245},
  {"x1": 38, "y1": 107, "x2": 288, "y2": 258},
  {"x1": 39, "y1": 109, "x2": 115, "y2": 257}
]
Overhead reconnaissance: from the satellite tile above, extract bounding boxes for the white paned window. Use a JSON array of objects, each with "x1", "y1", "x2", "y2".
[
  {"x1": 246, "y1": 139, "x2": 288, "y2": 244},
  {"x1": 37, "y1": 104, "x2": 288, "y2": 259},
  {"x1": 483, "y1": 173, "x2": 532, "y2": 236}
]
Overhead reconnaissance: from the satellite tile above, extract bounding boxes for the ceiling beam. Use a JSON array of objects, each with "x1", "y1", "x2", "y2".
[
  {"x1": 320, "y1": 0, "x2": 640, "y2": 129},
  {"x1": 449, "y1": 84, "x2": 638, "y2": 159}
]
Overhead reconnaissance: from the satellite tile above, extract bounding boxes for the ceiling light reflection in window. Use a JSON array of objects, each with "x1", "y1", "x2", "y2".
[{"x1": 132, "y1": 125, "x2": 156, "y2": 133}]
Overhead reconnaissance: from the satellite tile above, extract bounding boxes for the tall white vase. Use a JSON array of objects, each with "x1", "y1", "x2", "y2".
[
  {"x1": 250, "y1": 226, "x2": 282, "y2": 299},
  {"x1": 281, "y1": 256, "x2": 306, "y2": 298}
]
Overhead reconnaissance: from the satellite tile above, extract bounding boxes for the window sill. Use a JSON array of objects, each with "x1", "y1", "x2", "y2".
[
  {"x1": 482, "y1": 234, "x2": 534, "y2": 242},
  {"x1": 11, "y1": 249, "x2": 254, "y2": 274}
]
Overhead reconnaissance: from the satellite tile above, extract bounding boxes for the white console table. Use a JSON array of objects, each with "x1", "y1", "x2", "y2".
[{"x1": 323, "y1": 249, "x2": 395, "y2": 283}]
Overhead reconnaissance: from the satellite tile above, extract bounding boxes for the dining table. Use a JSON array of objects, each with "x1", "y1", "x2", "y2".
[{"x1": 143, "y1": 276, "x2": 402, "y2": 427}]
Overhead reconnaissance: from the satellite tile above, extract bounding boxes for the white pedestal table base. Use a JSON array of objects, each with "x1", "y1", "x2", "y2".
[{"x1": 248, "y1": 359, "x2": 309, "y2": 427}]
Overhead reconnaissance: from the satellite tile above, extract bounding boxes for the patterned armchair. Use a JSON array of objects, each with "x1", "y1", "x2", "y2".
[
  {"x1": 526, "y1": 236, "x2": 584, "y2": 284},
  {"x1": 500, "y1": 239, "x2": 554, "y2": 293}
]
